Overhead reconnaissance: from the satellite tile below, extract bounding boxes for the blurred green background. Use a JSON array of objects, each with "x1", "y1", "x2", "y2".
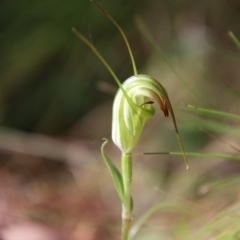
[{"x1": 1, "y1": 0, "x2": 240, "y2": 239}]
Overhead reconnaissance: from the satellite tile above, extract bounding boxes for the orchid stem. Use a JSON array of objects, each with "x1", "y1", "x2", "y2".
[{"x1": 121, "y1": 153, "x2": 132, "y2": 240}]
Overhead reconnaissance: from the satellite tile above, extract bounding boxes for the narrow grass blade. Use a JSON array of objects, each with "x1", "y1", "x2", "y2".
[
  {"x1": 200, "y1": 128, "x2": 240, "y2": 153},
  {"x1": 135, "y1": 16, "x2": 200, "y2": 103},
  {"x1": 141, "y1": 151, "x2": 240, "y2": 161},
  {"x1": 129, "y1": 203, "x2": 195, "y2": 240},
  {"x1": 229, "y1": 31, "x2": 240, "y2": 51},
  {"x1": 195, "y1": 206, "x2": 240, "y2": 240},
  {"x1": 185, "y1": 104, "x2": 240, "y2": 120}
]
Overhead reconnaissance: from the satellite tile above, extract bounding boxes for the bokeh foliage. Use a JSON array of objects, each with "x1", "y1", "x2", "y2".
[
  {"x1": 1, "y1": 0, "x2": 240, "y2": 239},
  {"x1": 1, "y1": 0, "x2": 240, "y2": 134},
  {"x1": 0, "y1": 0, "x2": 146, "y2": 133}
]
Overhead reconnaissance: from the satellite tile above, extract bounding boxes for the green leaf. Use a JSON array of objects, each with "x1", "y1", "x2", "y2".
[{"x1": 101, "y1": 138, "x2": 124, "y2": 202}]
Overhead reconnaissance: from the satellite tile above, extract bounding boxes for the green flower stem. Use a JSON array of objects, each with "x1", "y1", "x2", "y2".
[{"x1": 121, "y1": 153, "x2": 132, "y2": 240}]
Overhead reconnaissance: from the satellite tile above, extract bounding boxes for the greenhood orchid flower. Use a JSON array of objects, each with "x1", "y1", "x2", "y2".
[
  {"x1": 72, "y1": 3, "x2": 188, "y2": 169},
  {"x1": 73, "y1": 2, "x2": 189, "y2": 239},
  {"x1": 112, "y1": 74, "x2": 169, "y2": 154}
]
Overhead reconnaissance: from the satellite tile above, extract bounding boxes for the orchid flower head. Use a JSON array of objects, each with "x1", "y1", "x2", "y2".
[{"x1": 112, "y1": 74, "x2": 169, "y2": 154}]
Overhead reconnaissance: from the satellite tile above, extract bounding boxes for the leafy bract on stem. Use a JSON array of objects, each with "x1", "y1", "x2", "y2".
[{"x1": 101, "y1": 139, "x2": 124, "y2": 203}]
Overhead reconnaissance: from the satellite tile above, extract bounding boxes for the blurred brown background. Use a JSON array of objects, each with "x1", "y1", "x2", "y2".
[{"x1": 1, "y1": 0, "x2": 240, "y2": 239}]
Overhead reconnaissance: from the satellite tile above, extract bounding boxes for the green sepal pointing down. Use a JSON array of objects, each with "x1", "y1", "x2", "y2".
[{"x1": 101, "y1": 138, "x2": 124, "y2": 203}]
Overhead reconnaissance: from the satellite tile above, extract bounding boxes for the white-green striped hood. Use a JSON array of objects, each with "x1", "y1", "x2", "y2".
[{"x1": 112, "y1": 74, "x2": 169, "y2": 154}]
